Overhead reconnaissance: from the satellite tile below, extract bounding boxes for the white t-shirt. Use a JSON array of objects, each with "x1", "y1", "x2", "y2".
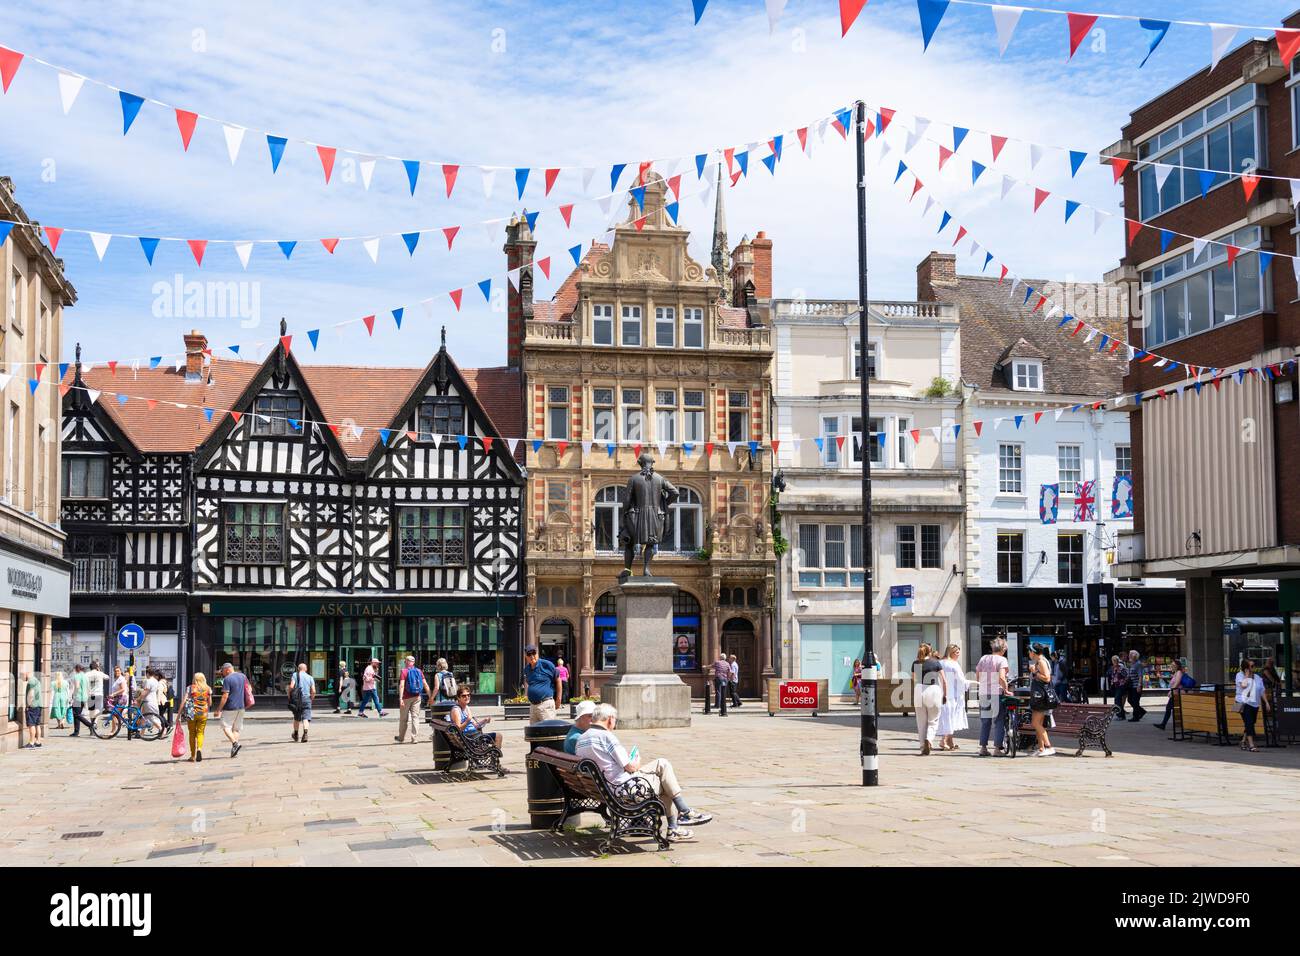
[
  {"x1": 729, "y1": 661, "x2": 739, "y2": 681},
  {"x1": 574, "y1": 726, "x2": 632, "y2": 787},
  {"x1": 1235, "y1": 672, "x2": 1264, "y2": 707},
  {"x1": 140, "y1": 677, "x2": 160, "y2": 711}
]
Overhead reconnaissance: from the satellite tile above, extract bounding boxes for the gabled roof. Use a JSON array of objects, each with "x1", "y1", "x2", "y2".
[{"x1": 996, "y1": 337, "x2": 1048, "y2": 365}]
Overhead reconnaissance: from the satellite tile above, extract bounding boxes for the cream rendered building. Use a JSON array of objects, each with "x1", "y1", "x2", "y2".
[
  {"x1": 772, "y1": 295, "x2": 964, "y2": 694},
  {"x1": 1, "y1": 177, "x2": 76, "y2": 752}
]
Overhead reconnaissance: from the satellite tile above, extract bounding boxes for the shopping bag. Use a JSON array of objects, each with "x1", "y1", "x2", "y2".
[{"x1": 170, "y1": 719, "x2": 186, "y2": 758}]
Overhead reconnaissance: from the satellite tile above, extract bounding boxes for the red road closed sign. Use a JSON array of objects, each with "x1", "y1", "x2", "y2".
[{"x1": 778, "y1": 680, "x2": 819, "y2": 710}]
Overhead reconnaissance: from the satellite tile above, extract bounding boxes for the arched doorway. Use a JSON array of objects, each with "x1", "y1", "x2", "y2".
[
  {"x1": 539, "y1": 618, "x2": 573, "y2": 699},
  {"x1": 722, "y1": 617, "x2": 757, "y2": 697}
]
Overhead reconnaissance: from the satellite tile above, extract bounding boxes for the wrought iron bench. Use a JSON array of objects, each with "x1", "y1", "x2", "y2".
[
  {"x1": 1016, "y1": 701, "x2": 1114, "y2": 756},
  {"x1": 530, "y1": 746, "x2": 669, "y2": 853},
  {"x1": 429, "y1": 717, "x2": 506, "y2": 777}
]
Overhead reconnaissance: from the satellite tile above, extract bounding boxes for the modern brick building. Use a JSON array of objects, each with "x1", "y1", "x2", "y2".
[{"x1": 1107, "y1": 28, "x2": 1296, "y2": 684}]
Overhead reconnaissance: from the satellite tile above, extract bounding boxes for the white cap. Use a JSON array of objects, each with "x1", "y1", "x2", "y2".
[{"x1": 575, "y1": 701, "x2": 598, "y2": 718}]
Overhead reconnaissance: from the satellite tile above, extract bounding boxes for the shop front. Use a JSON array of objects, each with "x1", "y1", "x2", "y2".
[
  {"x1": 967, "y1": 587, "x2": 1188, "y2": 696},
  {"x1": 194, "y1": 597, "x2": 522, "y2": 706},
  {"x1": 55, "y1": 605, "x2": 188, "y2": 685}
]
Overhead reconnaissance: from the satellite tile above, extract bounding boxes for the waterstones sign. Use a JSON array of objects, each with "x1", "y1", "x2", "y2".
[
  {"x1": 966, "y1": 588, "x2": 1185, "y2": 617},
  {"x1": 0, "y1": 547, "x2": 69, "y2": 616}
]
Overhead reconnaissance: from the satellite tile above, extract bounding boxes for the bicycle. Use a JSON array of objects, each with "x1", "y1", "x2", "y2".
[
  {"x1": 1001, "y1": 693, "x2": 1022, "y2": 758},
  {"x1": 90, "y1": 701, "x2": 163, "y2": 741}
]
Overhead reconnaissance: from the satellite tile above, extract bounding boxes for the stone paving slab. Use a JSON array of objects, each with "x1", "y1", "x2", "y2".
[{"x1": 2, "y1": 704, "x2": 1298, "y2": 866}]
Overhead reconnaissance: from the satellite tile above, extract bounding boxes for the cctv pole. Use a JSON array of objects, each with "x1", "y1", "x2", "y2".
[{"x1": 855, "y1": 100, "x2": 879, "y2": 786}]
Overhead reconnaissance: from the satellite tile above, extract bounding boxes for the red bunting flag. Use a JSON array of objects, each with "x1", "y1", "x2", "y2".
[
  {"x1": 442, "y1": 225, "x2": 460, "y2": 250},
  {"x1": 320, "y1": 238, "x2": 339, "y2": 254},
  {"x1": 909, "y1": 428, "x2": 921, "y2": 444},
  {"x1": 58, "y1": 383, "x2": 71, "y2": 397},
  {"x1": 44, "y1": 226, "x2": 62, "y2": 254},
  {"x1": 230, "y1": 411, "x2": 242, "y2": 423},
  {"x1": 1108, "y1": 157, "x2": 1130, "y2": 182},
  {"x1": 724, "y1": 148, "x2": 736, "y2": 174},
  {"x1": 999, "y1": 264, "x2": 1008, "y2": 283},
  {"x1": 1067, "y1": 13, "x2": 1098, "y2": 59},
  {"x1": 1139, "y1": 352, "x2": 1159, "y2": 363},
  {"x1": 554, "y1": 441, "x2": 569, "y2": 456},
  {"x1": 704, "y1": 442, "x2": 714, "y2": 456},
  {"x1": 1033, "y1": 295, "x2": 1047, "y2": 312},
  {"x1": 1277, "y1": 29, "x2": 1300, "y2": 68},
  {"x1": 1226, "y1": 244, "x2": 1240, "y2": 265},
  {"x1": 559, "y1": 204, "x2": 574, "y2": 227},
  {"x1": 952, "y1": 226, "x2": 967, "y2": 247},
  {"x1": 990, "y1": 134, "x2": 1007, "y2": 161},
  {"x1": 863, "y1": 118, "x2": 875, "y2": 141},
  {"x1": 107, "y1": 361, "x2": 118, "y2": 376},
  {"x1": 633, "y1": 216, "x2": 647, "y2": 231},
  {"x1": 175, "y1": 109, "x2": 198, "y2": 150},
  {"x1": 797, "y1": 127, "x2": 808, "y2": 151},
  {"x1": 840, "y1": 0, "x2": 868, "y2": 36},
  {"x1": 317, "y1": 145, "x2": 337, "y2": 184},
  {"x1": 835, "y1": 435, "x2": 846, "y2": 451},
  {"x1": 187, "y1": 239, "x2": 207, "y2": 267},
  {"x1": 442, "y1": 164, "x2": 459, "y2": 197},
  {"x1": 1033, "y1": 187, "x2": 1050, "y2": 212},
  {"x1": 973, "y1": 421, "x2": 983, "y2": 436},
  {"x1": 279, "y1": 335, "x2": 292, "y2": 353},
  {"x1": 729, "y1": 169, "x2": 742, "y2": 187},
  {"x1": 0, "y1": 47, "x2": 23, "y2": 93},
  {"x1": 831, "y1": 117, "x2": 848, "y2": 140},
  {"x1": 482, "y1": 436, "x2": 494, "y2": 453},
  {"x1": 34, "y1": 362, "x2": 45, "y2": 380},
  {"x1": 1033, "y1": 411, "x2": 1043, "y2": 424},
  {"x1": 537, "y1": 256, "x2": 551, "y2": 279},
  {"x1": 637, "y1": 161, "x2": 652, "y2": 185},
  {"x1": 1071, "y1": 320, "x2": 1085, "y2": 337},
  {"x1": 1108, "y1": 339, "x2": 1123, "y2": 353},
  {"x1": 449, "y1": 289, "x2": 463, "y2": 311},
  {"x1": 632, "y1": 443, "x2": 642, "y2": 459},
  {"x1": 1241, "y1": 174, "x2": 1259, "y2": 203},
  {"x1": 406, "y1": 431, "x2": 418, "y2": 441},
  {"x1": 362, "y1": 315, "x2": 376, "y2": 336},
  {"x1": 1157, "y1": 388, "x2": 1167, "y2": 399},
  {"x1": 666, "y1": 174, "x2": 682, "y2": 199},
  {"x1": 878, "y1": 107, "x2": 895, "y2": 132},
  {"x1": 1212, "y1": 378, "x2": 1222, "y2": 391},
  {"x1": 938, "y1": 145, "x2": 953, "y2": 169},
  {"x1": 1126, "y1": 219, "x2": 1143, "y2": 245},
  {"x1": 544, "y1": 168, "x2": 560, "y2": 195},
  {"x1": 328, "y1": 423, "x2": 340, "y2": 435},
  {"x1": 771, "y1": 440, "x2": 780, "y2": 456},
  {"x1": 147, "y1": 399, "x2": 157, "y2": 411},
  {"x1": 910, "y1": 177, "x2": 924, "y2": 199}
]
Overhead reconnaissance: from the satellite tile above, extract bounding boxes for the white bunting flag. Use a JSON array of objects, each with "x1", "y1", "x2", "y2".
[
  {"x1": 929, "y1": 426, "x2": 942, "y2": 442},
  {"x1": 991, "y1": 5, "x2": 1024, "y2": 56},
  {"x1": 792, "y1": 438, "x2": 802, "y2": 453},
  {"x1": 508, "y1": 438, "x2": 521, "y2": 457},
  {"x1": 1083, "y1": 328, "x2": 1098, "y2": 344},
  {"x1": 1293, "y1": 254, "x2": 1300, "y2": 287},
  {"x1": 0, "y1": 373, "x2": 11, "y2": 391},
  {"x1": 429, "y1": 435, "x2": 442, "y2": 450},
  {"x1": 87, "y1": 388, "x2": 101, "y2": 405},
  {"x1": 582, "y1": 167, "x2": 596, "y2": 192},
  {"x1": 1093, "y1": 209, "x2": 1108, "y2": 234},
  {"x1": 359, "y1": 157, "x2": 376, "y2": 190},
  {"x1": 222, "y1": 125, "x2": 246, "y2": 165},
  {"x1": 657, "y1": 442, "x2": 668, "y2": 459},
  {"x1": 1192, "y1": 238, "x2": 1208, "y2": 261},
  {"x1": 351, "y1": 424, "x2": 364, "y2": 439},
  {"x1": 362, "y1": 237, "x2": 380, "y2": 264},
  {"x1": 816, "y1": 118, "x2": 829, "y2": 142},
  {"x1": 905, "y1": 129, "x2": 923, "y2": 153},
  {"x1": 483, "y1": 219, "x2": 501, "y2": 244},
  {"x1": 1054, "y1": 407, "x2": 1066, "y2": 421},
  {"x1": 506, "y1": 267, "x2": 521, "y2": 291},
  {"x1": 1153, "y1": 163, "x2": 1174, "y2": 191},
  {"x1": 89, "y1": 232, "x2": 111, "y2": 261},
  {"x1": 1127, "y1": 345, "x2": 1137, "y2": 361},
  {"x1": 1289, "y1": 179, "x2": 1300, "y2": 209},
  {"x1": 878, "y1": 139, "x2": 892, "y2": 161},
  {"x1": 234, "y1": 241, "x2": 253, "y2": 270},
  {"x1": 1029, "y1": 143, "x2": 1044, "y2": 169},
  {"x1": 1001, "y1": 174, "x2": 1017, "y2": 200},
  {"x1": 57, "y1": 72, "x2": 85, "y2": 114},
  {"x1": 582, "y1": 440, "x2": 593, "y2": 455},
  {"x1": 420, "y1": 298, "x2": 435, "y2": 321},
  {"x1": 922, "y1": 196, "x2": 935, "y2": 217},
  {"x1": 969, "y1": 238, "x2": 980, "y2": 257},
  {"x1": 481, "y1": 166, "x2": 497, "y2": 199},
  {"x1": 597, "y1": 194, "x2": 614, "y2": 216},
  {"x1": 1007, "y1": 279, "x2": 1019, "y2": 301},
  {"x1": 766, "y1": 0, "x2": 788, "y2": 33},
  {"x1": 1209, "y1": 24, "x2": 1237, "y2": 72},
  {"x1": 913, "y1": 116, "x2": 931, "y2": 141},
  {"x1": 1154, "y1": 358, "x2": 1168, "y2": 368}
]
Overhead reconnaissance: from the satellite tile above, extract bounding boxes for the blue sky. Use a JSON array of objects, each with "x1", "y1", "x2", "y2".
[{"x1": 0, "y1": 0, "x2": 1291, "y2": 371}]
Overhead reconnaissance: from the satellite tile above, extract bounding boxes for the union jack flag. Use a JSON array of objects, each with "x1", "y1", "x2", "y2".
[{"x1": 1075, "y1": 479, "x2": 1097, "y2": 522}]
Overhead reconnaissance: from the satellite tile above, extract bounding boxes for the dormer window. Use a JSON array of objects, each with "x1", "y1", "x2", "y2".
[
  {"x1": 252, "y1": 393, "x2": 303, "y2": 436},
  {"x1": 417, "y1": 396, "x2": 465, "y2": 440},
  {"x1": 1012, "y1": 360, "x2": 1042, "y2": 392}
]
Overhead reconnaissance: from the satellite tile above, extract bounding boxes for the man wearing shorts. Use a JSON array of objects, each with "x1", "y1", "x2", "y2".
[
  {"x1": 213, "y1": 663, "x2": 248, "y2": 758},
  {"x1": 22, "y1": 670, "x2": 44, "y2": 749}
]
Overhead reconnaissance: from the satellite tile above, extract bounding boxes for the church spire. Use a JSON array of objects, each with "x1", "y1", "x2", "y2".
[{"x1": 710, "y1": 162, "x2": 730, "y2": 285}]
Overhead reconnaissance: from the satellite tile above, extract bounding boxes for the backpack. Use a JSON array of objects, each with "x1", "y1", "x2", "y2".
[
  {"x1": 1180, "y1": 673, "x2": 1198, "y2": 690},
  {"x1": 288, "y1": 673, "x2": 306, "y2": 710},
  {"x1": 439, "y1": 672, "x2": 457, "y2": 700},
  {"x1": 405, "y1": 667, "x2": 425, "y2": 696}
]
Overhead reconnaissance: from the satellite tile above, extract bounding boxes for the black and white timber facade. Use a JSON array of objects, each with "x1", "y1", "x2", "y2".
[{"x1": 57, "y1": 329, "x2": 525, "y2": 705}]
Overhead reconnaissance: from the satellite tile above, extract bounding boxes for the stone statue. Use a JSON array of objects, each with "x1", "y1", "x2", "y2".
[{"x1": 619, "y1": 453, "x2": 679, "y2": 577}]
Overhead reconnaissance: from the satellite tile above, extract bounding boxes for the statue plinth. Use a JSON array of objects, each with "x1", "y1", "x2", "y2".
[{"x1": 599, "y1": 577, "x2": 691, "y2": 729}]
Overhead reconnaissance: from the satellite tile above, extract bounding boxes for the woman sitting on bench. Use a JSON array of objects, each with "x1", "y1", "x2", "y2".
[{"x1": 449, "y1": 687, "x2": 503, "y2": 753}]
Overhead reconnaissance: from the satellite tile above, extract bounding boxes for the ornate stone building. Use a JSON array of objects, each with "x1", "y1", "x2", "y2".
[{"x1": 510, "y1": 173, "x2": 776, "y2": 699}]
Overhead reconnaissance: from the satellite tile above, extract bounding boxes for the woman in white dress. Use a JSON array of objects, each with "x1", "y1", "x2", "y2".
[{"x1": 936, "y1": 644, "x2": 969, "y2": 751}]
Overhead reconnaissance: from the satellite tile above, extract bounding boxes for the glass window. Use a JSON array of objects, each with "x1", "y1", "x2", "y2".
[
  {"x1": 855, "y1": 340, "x2": 878, "y2": 379},
  {"x1": 850, "y1": 524, "x2": 864, "y2": 568},
  {"x1": 621, "y1": 305, "x2": 642, "y2": 346},
  {"x1": 825, "y1": 525, "x2": 846, "y2": 568},
  {"x1": 1211, "y1": 262, "x2": 1234, "y2": 326},
  {"x1": 867, "y1": 417, "x2": 884, "y2": 466},
  {"x1": 920, "y1": 525, "x2": 941, "y2": 569},
  {"x1": 417, "y1": 397, "x2": 464, "y2": 440},
  {"x1": 655, "y1": 389, "x2": 677, "y2": 443},
  {"x1": 1115, "y1": 444, "x2": 1132, "y2": 478},
  {"x1": 729, "y1": 485, "x2": 748, "y2": 521},
  {"x1": 822, "y1": 416, "x2": 840, "y2": 465},
  {"x1": 593, "y1": 388, "x2": 615, "y2": 442},
  {"x1": 998, "y1": 444, "x2": 1022, "y2": 494},
  {"x1": 683, "y1": 390, "x2": 705, "y2": 442},
  {"x1": 546, "y1": 386, "x2": 569, "y2": 440},
  {"x1": 594, "y1": 486, "x2": 626, "y2": 551},
  {"x1": 896, "y1": 416, "x2": 912, "y2": 468},
  {"x1": 728, "y1": 390, "x2": 749, "y2": 443},
  {"x1": 1138, "y1": 93, "x2": 1260, "y2": 218},
  {"x1": 1013, "y1": 361, "x2": 1041, "y2": 391},
  {"x1": 666, "y1": 488, "x2": 702, "y2": 552},
  {"x1": 850, "y1": 416, "x2": 864, "y2": 464},
  {"x1": 1236, "y1": 253, "x2": 1261, "y2": 317},
  {"x1": 1229, "y1": 112, "x2": 1257, "y2": 172},
  {"x1": 62, "y1": 456, "x2": 108, "y2": 499},
  {"x1": 397, "y1": 506, "x2": 467, "y2": 567},
  {"x1": 1057, "y1": 532, "x2": 1084, "y2": 585},
  {"x1": 798, "y1": 525, "x2": 820, "y2": 569},
  {"x1": 621, "y1": 389, "x2": 643, "y2": 442},
  {"x1": 1186, "y1": 270, "x2": 1211, "y2": 336},
  {"x1": 1057, "y1": 444, "x2": 1081, "y2": 492},
  {"x1": 896, "y1": 525, "x2": 916, "y2": 569},
  {"x1": 593, "y1": 304, "x2": 614, "y2": 345},
  {"x1": 224, "y1": 502, "x2": 285, "y2": 565},
  {"x1": 546, "y1": 481, "x2": 567, "y2": 517},
  {"x1": 655, "y1": 306, "x2": 675, "y2": 347},
  {"x1": 252, "y1": 394, "x2": 303, "y2": 436},
  {"x1": 683, "y1": 307, "x2": 704, "y2": 348},
  {"x1": 997, "y1": 532, "x2": 1023, "y2": 584}
]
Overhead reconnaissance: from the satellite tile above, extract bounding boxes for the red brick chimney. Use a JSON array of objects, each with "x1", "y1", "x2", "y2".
[
  {"x1": 916, "y1": 251, "x2": 958, "y2": 302},
  {"x1": 183, "y1": 329, "x2": 207, "y2": 381},
  {"x1": 503, "y1": 215, "x2": 536, "y2": 370},
  {"x1": 751, "y1": 231, "x2": 773, "y2": 300}
]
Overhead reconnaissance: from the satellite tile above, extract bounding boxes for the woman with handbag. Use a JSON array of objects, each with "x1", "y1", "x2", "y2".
[
  {"x1": 183, "y1": 673, "x2": 212, "y2": 762},
  {"x1": 1028, "y1": 644, "x2": 1057, "y2": 757},
  {"x1": 1235, "y1": 659, "x2": 1268, "y2": 752},
  {"x1": 911, "y1": 644, "x2": 947, "y2": 756},
  {"x1": 1106, "y1": 655, "x2": 1128, "y2": 719}
]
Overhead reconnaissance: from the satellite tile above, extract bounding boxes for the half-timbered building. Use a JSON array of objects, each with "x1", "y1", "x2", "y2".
[{"x1": 58, "y1": 327, "x2": 524, "y2": 705}]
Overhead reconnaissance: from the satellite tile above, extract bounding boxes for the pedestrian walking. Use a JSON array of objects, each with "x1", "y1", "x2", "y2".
[
  {"x1": 395, "y1": 655, "x2": 429, "y2": 744},
  {"x1": 936, "y1": 644, "x2": 968, "y2": 751},
  {"x1": 108, "y1": 666, "x2": 128, "y2": 708},
  {"x1": 1106, "y1": 655, "x2": 1128, "y2": 719},
  {"x1": 84, "y1": 660, "x2": 109, "y2": 717},
  {"x1": 288, "y1": 663, "x2": 315, "y2": 743},
  {"x1": 21, "y1": 670, "x2": 44, "y2": 749},
  {"x1": 433, "y1": 658, "x2": 456, "y2": 703},
  {"x1": 555, "y1": 658, "x2": 570, "y2": 705},
  {"x1": 213, "y1": 662, "x2": 248, "y2": 758},
  {"x1": 912, "y1": 644, "x2": 945, "y2": 755},
  {"x1": 975, "y1": 638, "x2": 1010, "y2": 757},
  {"x1": 1235, "y1": 659, "x2": 1268, "y2": 752},
  {"x1": 728, "y1": 654, "x2": 742, "y2": 707},
  {"x1": 711, "y1": 651, "x2": 730, "y2": 716},
  {"x1": 1155, "y1": 658, "x2": 1196, "y2": 731},
  {"x1": 1125, "y1": 650, "x2": 1147, "y2": 722},
  {"x1": 358, "y1": 659, "x2": 385, "y2": 717},
  {"x1": 136, "y1": 668, "x2": 161, "y2": 738},
  {"x1": 1027, "y1": 643, "x2": 1057, "y2": 757},
  {"x1": 852, "y1": 658, "x2": 863, "y2": 706},
  {"x1": 69, "y1": 664, "x2": 94, "y2": 736},
  {"x1": 522, "y1": 645, "x2": 561, "y2": 723},
  {"x1": 334, "y1": 667, "x2": 357, "y2": 714},
  {"x1": 183, "y1": 672, "x2": 212, "y2": 762},
  {"x1": 49, "y1": 671, "x2": 70, "y2": 729}
]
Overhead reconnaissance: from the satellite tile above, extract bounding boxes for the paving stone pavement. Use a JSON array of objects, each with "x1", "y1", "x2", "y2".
[{"x1": 1, "y1": 703, "x2": 1296, "y2": 867}]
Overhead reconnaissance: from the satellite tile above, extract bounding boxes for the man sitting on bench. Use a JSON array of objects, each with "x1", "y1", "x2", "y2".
[
  {"x1": 449, "y1": 687, "x2": 503, "y2": 754},
  {"x1": 574, "y1": 703, "x2": 712, "y2": 841}
]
